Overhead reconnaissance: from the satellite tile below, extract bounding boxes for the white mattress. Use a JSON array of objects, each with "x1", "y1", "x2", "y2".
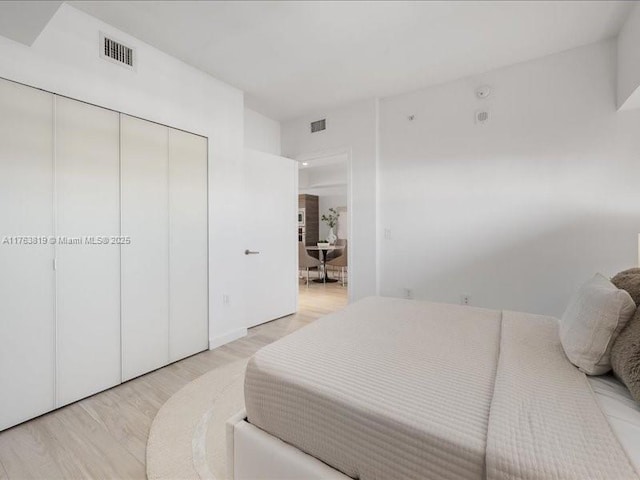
[{"x1": 590, "y1": 375, "x2": 640, "y2": 473}]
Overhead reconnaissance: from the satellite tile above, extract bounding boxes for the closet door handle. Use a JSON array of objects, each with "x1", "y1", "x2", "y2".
[{"x1": 244, "y1": 249, "x2": 260, "y2": 255}]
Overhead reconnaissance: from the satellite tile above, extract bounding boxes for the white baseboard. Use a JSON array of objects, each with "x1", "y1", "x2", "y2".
[{"x1": 209, "y1": 327, "x2": 247, "y2": 350}]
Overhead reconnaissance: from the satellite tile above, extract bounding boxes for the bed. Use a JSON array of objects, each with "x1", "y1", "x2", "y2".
[{"x1": 227, "y1": 296, "x2": 640, "y2": 480}]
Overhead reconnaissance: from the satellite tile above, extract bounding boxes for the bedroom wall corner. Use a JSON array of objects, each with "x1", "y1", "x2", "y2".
[
  {"x1": 617, "y1": 2, "x2": 640, "y2": 110},
  {"x1": 244, "y1": 107, "x2": 282, "y2": 155}
]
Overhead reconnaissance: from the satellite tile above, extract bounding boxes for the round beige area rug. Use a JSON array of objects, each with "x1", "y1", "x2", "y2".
[{"x1": 146, "y1": 359, "x2": 248, "y2": 480}]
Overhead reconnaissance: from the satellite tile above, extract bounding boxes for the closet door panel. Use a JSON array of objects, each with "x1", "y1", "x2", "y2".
[
  {"x1": 168, "y1": 129, "x2": 208, "y2": 362},
  {"x1": 55, "y1": 97, "x2": 121, "y2": 406},
  {"x1": 121, "y1": 115, "x2": 169, "y2": 381},
  {"x1": 0, "y1": 79, "x2": 55, "y2": 430}
]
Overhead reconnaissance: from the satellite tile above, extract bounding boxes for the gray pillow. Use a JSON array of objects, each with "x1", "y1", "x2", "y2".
[
  {"x1": 611, "y1": 310, "x2": 640, "y2": 403},
  {"x1": 560, "y1": 273, "x2": 636, "y2": 375}
]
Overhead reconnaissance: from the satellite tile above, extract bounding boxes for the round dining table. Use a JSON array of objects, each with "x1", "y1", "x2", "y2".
[{"x1": 304, "y1": 244, "x2": 344, "y2": 283}]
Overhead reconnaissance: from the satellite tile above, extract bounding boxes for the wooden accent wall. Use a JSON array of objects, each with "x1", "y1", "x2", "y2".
[{"x1": 299, "y1": 194, "x2": 319, "y2": 257}]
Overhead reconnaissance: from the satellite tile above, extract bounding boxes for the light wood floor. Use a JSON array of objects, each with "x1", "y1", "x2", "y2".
[{"x1": 0, "y1": 281, "x2": 347, "y2": 480}]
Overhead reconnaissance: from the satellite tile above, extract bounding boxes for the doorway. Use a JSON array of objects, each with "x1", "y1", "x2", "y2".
[{"x1": 296, "y1": 152, "x2": 351, "y2": 304}]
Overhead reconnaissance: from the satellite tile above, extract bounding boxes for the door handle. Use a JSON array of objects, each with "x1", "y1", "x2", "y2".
[{"x1": 245, "y1": 249, "x2": 260, "y2": 255}]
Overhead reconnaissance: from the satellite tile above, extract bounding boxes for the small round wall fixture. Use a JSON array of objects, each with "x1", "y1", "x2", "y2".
[{"x1": 475, "y1": 85, "x2": 492, "y2": 99}]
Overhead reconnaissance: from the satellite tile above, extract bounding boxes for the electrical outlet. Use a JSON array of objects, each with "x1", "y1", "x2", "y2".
[
  {"x1": 223, "y1": 294, "x2": 230, "y2": 306},
  {"x1": 461, "y1": 294, "x2": 471, "y2": 306},
  {"x1": 384, "y1": 228, "x2": 392, "y2": 240},
  {"x1": 404, "y1": 288, "x2": 413, "y2": 299}
]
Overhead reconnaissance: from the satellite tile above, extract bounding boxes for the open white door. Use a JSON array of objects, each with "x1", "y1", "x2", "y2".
[{"x1": 242, "y1": 149, "x2": 298, "y2": 328}]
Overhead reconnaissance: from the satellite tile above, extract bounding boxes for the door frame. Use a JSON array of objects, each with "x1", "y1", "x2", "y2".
[{"x1": 295, "y1": 147, "x2": 353, "y2": 302}]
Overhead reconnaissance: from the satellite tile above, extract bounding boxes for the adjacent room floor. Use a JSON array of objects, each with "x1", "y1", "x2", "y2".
[{"x1": 0, "y1": 283, "x2": 347, "y2": 480}]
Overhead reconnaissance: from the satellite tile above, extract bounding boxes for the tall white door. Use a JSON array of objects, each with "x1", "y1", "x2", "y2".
[
  {"x1": 0, "y1": 79, "x2": 55, "y2": 430},
  {"x1": 121, "y1": 115, "x2": 170, "y2": 381},
  {"x1": 55, "y1": 96, "x2": 121, "y2": 406},
  {"x1": 168, "y1": 128, "x2": 208, "y2": 362},
  {"x1": 243, "y1": 149, "x2": 298, "y2": 328}
]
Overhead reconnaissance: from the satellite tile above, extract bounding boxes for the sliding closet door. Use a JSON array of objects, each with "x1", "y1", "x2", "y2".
[
  {"x1": 55, "y1": 97, "x2": 121, "y2": 406},
  {"x1": 0, "y1": 79, "x2": 55, "y2": 430},
  {"x1": 121, "y1": 115, "x2": 169, "y2": 381},
  {"x1": 168, "y1": 129, "x2": 208, "y2": 362}
]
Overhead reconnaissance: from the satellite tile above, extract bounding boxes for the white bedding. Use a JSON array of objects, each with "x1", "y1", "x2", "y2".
[
  {"x1": 590, "y1": 375, "x2": 640, "y2": 473},
  {"x1": 244, "y1": 297, "x2": 640, "y2": 480},
  {"x1": 246, "y1": 297, "x2": 501, "y2": 480},
  {"x1": 487, "y1": 311, "x2": 638, "y2": 480}
]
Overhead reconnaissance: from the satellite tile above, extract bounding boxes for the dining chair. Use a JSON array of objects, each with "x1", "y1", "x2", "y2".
[
  {"x1": 298, "y1": 242, "x2": 322, "y2": 286},
  {"x1": 325, "y1": 238, "x2": 346, "y2": 261},
  {"x1": 326, "y1": 242, "x2": 348, "y2": 286}
]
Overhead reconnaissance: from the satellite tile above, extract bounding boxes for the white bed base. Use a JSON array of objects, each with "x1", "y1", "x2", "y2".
[{"x1": 226, "y1": 410, "x2": 350, "y2": 480}]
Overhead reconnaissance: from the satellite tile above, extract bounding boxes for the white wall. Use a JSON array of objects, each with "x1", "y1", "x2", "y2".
[
  {"x1": 379, "y1": 40, "x2": 640, "y2": 316},
  {"x1": 282, "y1": 99, "x2": 378, "y2": 302},
  {"x1": 244, "y1": 107, "x2": 281, "y2": 155},
  {"x1": 617, "y1": 3, "x2": 640, "y2": 110},
  {"x1": 318, "y1": 195, "x2": 348, "y2": 241},
  {"x1": 0, "y1": 4, "x2": 247, "y2": 347}
]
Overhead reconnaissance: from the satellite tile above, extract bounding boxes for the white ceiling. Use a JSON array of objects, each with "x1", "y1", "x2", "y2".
[
  {"x1": 0, "y1": 1, "x2": 62, "y2": 46},
  {"x1": 69, "y1": 1, "x2": 633, "y2": 120},
  {"x1": 299, "y1": 153, "x2": 348, "y2": 170},
  {"x1": 299, "y1": 156, "x2": 348, "y2": 197}
]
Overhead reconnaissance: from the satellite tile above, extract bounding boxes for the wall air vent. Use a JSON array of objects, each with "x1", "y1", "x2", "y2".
[
  {"x1": 310, "y1": 119, "x2": 326, "y2": 133},
  {"x1": 475, "y1": 110, "x2": 489, "y2": 124},
  {"x1": 100, "y1": 33, "x2": 135, "y2": 70}
]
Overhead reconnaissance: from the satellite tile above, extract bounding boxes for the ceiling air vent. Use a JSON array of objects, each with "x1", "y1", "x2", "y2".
[
  {"x1": 100, "y1": 33, "x2": 135, "y2": 70},
  {"x1": 310, "y1": 119, "x2": 326, "y2": 133}
]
